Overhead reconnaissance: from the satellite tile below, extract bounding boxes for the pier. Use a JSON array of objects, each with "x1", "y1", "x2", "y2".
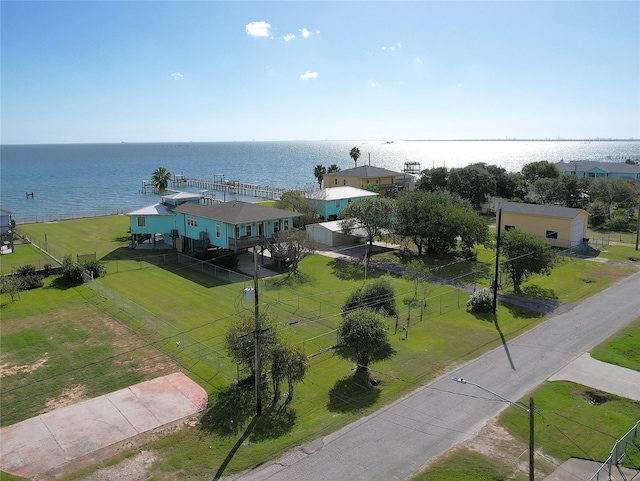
[{"x1": 170, "y1": 174, "x2": 288, "y2": 200}]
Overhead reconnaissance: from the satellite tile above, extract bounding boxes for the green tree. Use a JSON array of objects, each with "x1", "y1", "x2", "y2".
[
  {"x1": 403, "y1": 260, "x2": 425, "y2": 300},
  {"x1": 587, "y1": 199, "x2": 610, "y2": 228},
  {"x1": 0, "y1": 275, "x2": 22, "y2": 302},
  {"x1": 275, "y1": 191, "x2": 316, "y2": 225},
  {"x1": 447, "y1": 165, "x2": 496, "y2": 210},
  {"x1": 271, "y1": 344, "x2": 308, "y2": 402},
  {"x1": 531, "y1": 177, "x2": 561, "y2": 204},
  {"x1": 416, "y1": 167, "x2": 448, "y2": 192},
  {"x1": 339, "y1": 309, "x2": 388, "y2": 374},
  {"x1": 395, "y1": 191, "x2": 489, "y2": 256},
  {"x1": 151, "y1": 166, "x2": 171, "y2": 193},
  {"x1": 342, "y1": 278, "x2": 397, "y2": 317},
  {"x1": 225, "y1": 313, "x2": 279, "y2": 380},
  {"x1": 590, "y1": 177, "x2": 638, "y2": 209},
  {"x1": 339, "y1": 197, "x2": 395, "y2": 254},
  {"x1": 313, "y1": 164, "x2": 327, "y2": 189},
  {"x1": 327, "y1": 164, "x2": 341, "y2": 173},
  {"x1": 501, "y1": 229, "x2": 555, "y2": 292},
  {"x1": 267, "y1": 229, "x2": 317, "y2": 277},
  {"x1": 521, "y1": 160, "x2": 561, "y2": 184},
  {"x1": 349, "y1": 147, "x2": 361, "y2": 167}
]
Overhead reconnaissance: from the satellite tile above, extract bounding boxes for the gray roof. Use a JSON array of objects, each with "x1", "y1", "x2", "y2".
[
  {"x1": 500, "y1": 201, "x2": 587, "y2": 219},
  {"x1": 327, "y1": 165, "x2": 407, "y2": 178},
  {"x1": 173, "y1": 201, "x2": 302, "y2": 224},
  {"x1": 127, "y1": 203, "x2": 174, "y2": 216},
  {"x1": 556, "y1": 160, "x2": 640, "y2": 174}
]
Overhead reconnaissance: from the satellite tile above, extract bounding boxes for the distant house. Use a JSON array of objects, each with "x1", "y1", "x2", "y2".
[
  {"x1": 498, "y1": 201, "x2": 589, "y2": 249},
  {"x1": 0, "y1": 206, "x2": 13, "y2": 236},
  {"x1": 306, "y1": 186, "x2": 378, "y2": 221},
  {"x1": 322, "y1": 165, "x2": 414, "y2": 197},
  {"x1": 555, "y1": 160, "x2": 640, "y2": 184},
  {"x1": 127, "y1": 196, "x2": 301, "y2": 252}
]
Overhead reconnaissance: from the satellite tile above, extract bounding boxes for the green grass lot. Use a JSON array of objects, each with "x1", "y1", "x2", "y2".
[
  {"x1": 587, "y1": 244, "x2": 640, "y2": 263},
  {"x1": 413, "y1": 318, "x2": 640, "y2": 481},
  {"x1": 3, "y1": 216, "x2": 638, "y2": 479},
  {"x1": 0, "y1": 242, "x2": 59, "y2": 275}
]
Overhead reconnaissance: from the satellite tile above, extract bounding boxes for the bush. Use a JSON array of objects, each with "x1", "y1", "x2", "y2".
[
  {"x1": 466, "y1": 288, "x2": 493, "y2": 313},
  {"x1": 342, "y1": 278, "x2": 397, "y2": 317},
  {"x1": 15, "y1": 264, "x2": 43, "y2": 290},
  {"x1": 61, "y1": 255, "x2": 84, "y2": 284},
  {"x1": 83, "y1": 260, "x2": 106, "y2": 279},
  {"x1": 16, "y1": 265, "x2": 38, "y2": 277}
]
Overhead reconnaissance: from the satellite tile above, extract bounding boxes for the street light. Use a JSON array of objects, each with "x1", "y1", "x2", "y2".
[{"x1": 452, "y1": 377, "x2": 535, "y2": 481}]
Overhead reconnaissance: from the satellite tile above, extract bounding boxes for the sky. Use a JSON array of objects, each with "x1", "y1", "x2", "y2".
[{"x1": 1, "y1": 1, "x2": 639, "y2": 144}]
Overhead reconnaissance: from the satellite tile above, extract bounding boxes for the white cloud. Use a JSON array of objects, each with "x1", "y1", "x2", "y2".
[
  {"x1": 368, "y1": 80, "x2": 379, "y2": 88},
  {"x1": 282, "y1": 33, "x2": 295, "y2": 42},
  {"x1": 300, "y1": 28, "x2": 319, "y2": 38},
  {"x1": 246, "y1": 21, "x2": 271, "y2": 38},
  {"x1": 382, "y1": 42, "x2": 402, "y2": 52},
  {"x1": 300, "y1": 71, "x2": 318, "y2": 80},
  {"x1": 171, "y1": 72, "x2": 184, "y2": 80},
  {"x1": 413, "y1": 57, "x2": 423, "y2": 66}
]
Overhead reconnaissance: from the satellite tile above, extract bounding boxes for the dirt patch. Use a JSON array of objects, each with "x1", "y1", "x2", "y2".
[
  {"x1": 0, "y1": 355, "x2": 49, "y2": 378},
  {"x1": 43, "y1": 384, "x2": 89, "y2": 412}
]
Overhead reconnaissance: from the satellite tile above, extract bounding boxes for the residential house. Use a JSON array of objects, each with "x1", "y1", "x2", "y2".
[
  {"x1": 555, "y1": 160, "x2": 640, "y2": 184},
  {"x1": 128, "y1": 197, "x2": 301, "y2": 252},
  {"x1": 306, "y1": 186, "x2": 378, "y2": 221},
  {"x1": 306, "y1": 220, "x2": 370, "y2": 247},
  {"x1": 0, "y1": 206, "x2": 14, "y2": 253},
  {"x1": 322, "y1": 165, "x2": 414, "y2": 197},
  {"x1": 498, "y1": 201, "x2": 589, "y2": 249}
]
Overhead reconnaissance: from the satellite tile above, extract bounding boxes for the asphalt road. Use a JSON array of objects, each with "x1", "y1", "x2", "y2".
[{"x1": 232, "y1": 269, "x2": 640, "y2": 481}]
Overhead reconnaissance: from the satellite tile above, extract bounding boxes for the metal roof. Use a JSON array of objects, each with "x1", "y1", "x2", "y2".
[
  {"x1": 127, "y1": 203, "x2": 174, "y2": 216},
  {"x1": 326, "y1": 165, "x2": 408, "y2": 178},
  {"x1": 556, "y1": 160, "x2": 640, "y2": 174},
  {"x1": 307, "y1": 186, "x2": 378, "y2": 201},
  {"x1": 500, "y1": 201, "x2": 587, "y2": 219}
]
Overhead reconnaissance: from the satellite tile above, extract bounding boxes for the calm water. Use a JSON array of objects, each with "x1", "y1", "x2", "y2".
[{"x1": 1, "y1": 140, "x2": 638, "y2": 223}]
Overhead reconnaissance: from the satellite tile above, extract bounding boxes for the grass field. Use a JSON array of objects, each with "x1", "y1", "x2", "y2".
[
  {"x1": 0, "y1": 241, "x2": 58, "y2": 275},
  {"x1": 2, "y1": 215, "x2": 638, "y2": 479}
]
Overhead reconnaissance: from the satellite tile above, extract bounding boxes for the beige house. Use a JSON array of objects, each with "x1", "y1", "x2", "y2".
[
  {"x1": 498, "y1": 202, "x2": 589, "y2": 249},
  {"x1": 322, "y1": 166, "x2": 413, "y2": 198}
]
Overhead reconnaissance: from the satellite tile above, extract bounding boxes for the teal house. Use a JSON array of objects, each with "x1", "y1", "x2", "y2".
[
  {"x1": 307, "y1": 186, "x2": 378, "y2": 221},
  {"x1": 128, "y1": 195, "x2": 301, "y2": 252},
  {"x1": 556, "y1": 160, "x2": 640, "y2": 183}
]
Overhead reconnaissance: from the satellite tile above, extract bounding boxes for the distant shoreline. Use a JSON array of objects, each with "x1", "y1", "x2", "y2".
[{"x1": 2, "y1": 138, "x2": 639, "y2": 147}]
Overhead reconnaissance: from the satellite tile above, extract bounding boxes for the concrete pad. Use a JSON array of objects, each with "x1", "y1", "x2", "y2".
[
  {"x1": 549, "y1": 353, "x2": 640, "y2": 401},
  {"x1": 543, "y1": 458, "x2": 640, "y2": 481},
  {"x1": 0, "y1": 372, "x2": 207, "y2": 479}
]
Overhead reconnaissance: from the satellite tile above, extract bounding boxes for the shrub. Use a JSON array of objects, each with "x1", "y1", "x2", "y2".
[
  {"x1": 342, "y1": 278, "x2": 397, "y2": 317},
  {"x1": 61, "y1": 255, "x2": 84, "y2": 284},
  {"x1": 16, "y1": 265, "x2": 38, "y2": 277},
  {"x1": 15, "y1": 264, "x2": 43, "y2": 290},
  {"x1": 466, "y1": 288, "x2": 493, "y2": 313},
  {"x1": 83, "y1": 260, "x2": 106, "y2": 279}
]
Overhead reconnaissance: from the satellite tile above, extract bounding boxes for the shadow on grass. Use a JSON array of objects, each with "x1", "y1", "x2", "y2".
[
  {"x1": 263, "y1": 271, "x2": 312, "y2": 290},
  {"x1": 328, "y1": 258, "x2": 384, "y2": 281},
  {"x1": 206, "y1": 383, "x2": 297, "y2": 480},
  {"x1": 519, "y1": 284, "x2": 558, "y2": 300},
  {"x1": 327, "y1": 370, "x2": 381, "y2": 412}
]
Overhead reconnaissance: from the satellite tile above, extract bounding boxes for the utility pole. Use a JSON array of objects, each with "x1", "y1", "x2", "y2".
[
  {"x1": 492, "y1": 208, "x2": 502, "y2": 314},
  {"x1": 635, "y1": 203, "x2": 639, "y2": 251},
  {"x1": 529, "y1": 397, "x2": 535, "y2": 481},
  {"x1": 253, "y1": 248, "x2": 262, "y2": 416}
]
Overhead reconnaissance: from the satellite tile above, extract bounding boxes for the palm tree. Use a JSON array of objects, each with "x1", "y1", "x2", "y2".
[
  {"x1": 349, "y1": 147, "x2": 361, "y2": 168},
  {"x1": 313, "y1": 164, "x2": 326, "y2": 189},
  {"x1": 327, "y1": 164, "x2": 341, "y2": 173},
  {"x1": 151, "y1": 166, "x2": 171, "y2": 193}
]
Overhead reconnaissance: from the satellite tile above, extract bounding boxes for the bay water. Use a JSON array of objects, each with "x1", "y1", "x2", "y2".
[{"x1": 1, "y1": 140, "x2": 638, "y2": 223}]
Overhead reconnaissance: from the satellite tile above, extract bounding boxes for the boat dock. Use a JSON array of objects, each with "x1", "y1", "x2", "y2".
[{"x1": 142, "y1": 174, "x2": 288, "y2": 200}]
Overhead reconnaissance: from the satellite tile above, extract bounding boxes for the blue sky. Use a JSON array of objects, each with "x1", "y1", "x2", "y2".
[{"x1": 1, "y1": 1, "x2": 638, "y2": 144}]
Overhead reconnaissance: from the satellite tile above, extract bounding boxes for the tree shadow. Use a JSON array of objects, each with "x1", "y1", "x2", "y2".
[
  {"x1": 263, "y1": 271, "x2": 312, "y2": 290},
  {"x1": 327, "y1": 258, "x2": 383, "y2": 281},
  {"x1": 200, "y1": 382, "x2": 256, "y2": 437},
  {"x1": 327, "y1": 370, "x2": 381, "y2": 412},
  {"x1": 519, "y1": 284, "x2": 558, "y2": 300},
  {"x1": 248, "y1": 402, "x2": 297, "y2": 442}
]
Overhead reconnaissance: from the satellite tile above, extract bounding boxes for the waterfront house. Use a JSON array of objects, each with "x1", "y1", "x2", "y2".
[
  {"x1": 498, "y1": 201, "x2": 589, "y2": 249},
  {"x1": 555, "y1": 160, "x2": 640, "y2": 184},
  {"x1": 0, "y1": 206, "x2": 13, "y2": 236},
  {"x1": 128, "y1": 197, "x2": 301, "y2": 252},
  {"x1": 322, "y1": 165, "x2": 414, "y2": 197},
  {"x1": 306, "y1": 186, "x2": 378, "y2": 221}
]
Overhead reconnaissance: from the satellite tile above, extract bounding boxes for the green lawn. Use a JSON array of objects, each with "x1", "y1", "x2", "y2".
[
  {"x1": 591, "y1": 317, "x2": 640, "y2": 372},
  {"x1": 5, "y1": 216, "x2": 639, "y2": 479},
  {"x1": 0, "y1": 242, "x2": 59, "y2": 275}
]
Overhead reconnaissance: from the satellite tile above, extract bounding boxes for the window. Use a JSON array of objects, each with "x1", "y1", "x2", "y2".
[
  {"x1": 274, "y1": 221, "x2": 279, "y2": 233},
  {"x1": 335, "y1": 199, "x2": 341, "y2": 208},
  {"x1": 187, "y1": 216, "x2": 198, "y2": 227},
  {"x1": 137, "y1": 216, "x2": 146, "y2": 227},
  {"x1": 235, "y1": 226, "x2": 241, "y2": 238},
  {"x1": 216, "y1": 223, "x2": 220, "y2": 238},
  {"x1": 376, "y1": 179, "x2": 379, "y2": 184},
  {"x1": 545, "y1": 230, "x2": 558, "y2": 239},
  {"x1": 334, "y1": 178, "x2": 338, "y2": 185},
  {"x1": 246, "y1": 224, "x2": 252, "y2": 237},
  {"x1": 504, "y1": 225, "x2": 515, "y2": 231},
  {"x1": 284, "y1": 219, "x2": 289, "y2": 230},
  {"x1": 343, "y1": 179, "x2": 346, "y2": 185}
]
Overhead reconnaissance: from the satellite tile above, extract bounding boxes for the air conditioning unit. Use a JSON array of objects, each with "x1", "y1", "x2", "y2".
[
  {"x1": 170, "y1": 229, "x2": 179, "y2": 238},
  {"x1": 199, "y1": 231, "x2": 209, "y2": 241}
]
